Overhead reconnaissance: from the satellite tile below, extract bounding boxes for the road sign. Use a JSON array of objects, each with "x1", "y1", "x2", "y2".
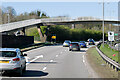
[
  {"x1": 108, "y1": 31, "x2": 114, "y2": 41},
  {"x1": 114, "y1": 33, "x2": 118, "y2": 36}
]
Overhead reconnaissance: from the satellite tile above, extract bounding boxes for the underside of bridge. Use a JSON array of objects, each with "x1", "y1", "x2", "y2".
[{"x1": 1, "y1": 20, "x2": 119, "y2": 46}]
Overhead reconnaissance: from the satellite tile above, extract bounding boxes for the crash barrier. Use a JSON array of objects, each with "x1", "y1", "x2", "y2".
[
  {"x1": 2, "y1": 35, "x2": 34, "y2": 48},
  {"x1": 96, "y1": 42, "x2": 120, "y2": 71}
]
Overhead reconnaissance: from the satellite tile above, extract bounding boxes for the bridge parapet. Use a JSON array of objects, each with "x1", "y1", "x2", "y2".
[
  {"x1": 0, "y1": 19, "x2": 41, "y2": 32},
  {"x1": 0, "y1": 17, "x2": 119, "y2": 33},
  {"x1": 40, "y1": 17, "x2": 72, "y2": 22}
]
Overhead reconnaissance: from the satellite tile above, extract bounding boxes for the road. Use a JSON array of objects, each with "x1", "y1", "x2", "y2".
[{"x1": 1, "y1": 44, "x2": 98, "y2": 78}]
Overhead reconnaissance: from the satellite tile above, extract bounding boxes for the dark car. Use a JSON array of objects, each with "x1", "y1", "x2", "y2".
[
  {"x1": 88, "y1": 39, "x2": 95, "y2": 45},
  {"x1": 69, "y1": 42, "x2": 80, "y2": 51},
  {"x1": 79, "y1": 41, "x2": 87, "y2": 48}
]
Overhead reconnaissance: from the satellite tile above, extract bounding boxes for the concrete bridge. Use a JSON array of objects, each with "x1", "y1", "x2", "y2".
[{"x1": 0, "y1": 17, "x2": 119, "y2": 42}]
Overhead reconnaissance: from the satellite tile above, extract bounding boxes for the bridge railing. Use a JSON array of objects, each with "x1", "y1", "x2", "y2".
[
  {"x1": 40, "y1": 17, "x2": 106, "y2": 22},
  {"x1": 40, "y1": 17, "x2": 72, "y2": 22},
  {"x1": 0, "y1": 19, "x2": 42, "y2": 32}
]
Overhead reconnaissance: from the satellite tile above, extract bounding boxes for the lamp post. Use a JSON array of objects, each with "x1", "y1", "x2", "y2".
[
  {"x1": 102, "y1": 0, "x2": 105, "y2": 47},
  {"x1": 7, "y1": 13, "x2": 10, "y2": 23}
]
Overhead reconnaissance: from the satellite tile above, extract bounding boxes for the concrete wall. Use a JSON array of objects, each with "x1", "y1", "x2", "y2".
[{"x1": 2, "y1": 35, "x2": 34, "y2": 48}]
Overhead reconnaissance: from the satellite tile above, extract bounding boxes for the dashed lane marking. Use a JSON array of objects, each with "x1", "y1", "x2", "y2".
[
  {"x1": 50, "y1": 60, "x2": 53, "y2": 62},
  {"x1": 43, "y1": 67, "x2": 47, "y2": 71},
  {"x1": 56, "y1": 55, "x2": 58, "y2": 57}
]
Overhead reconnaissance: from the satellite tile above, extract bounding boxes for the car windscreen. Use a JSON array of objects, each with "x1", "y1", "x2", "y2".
[
  {"x1": 89, "y1": 40, "x2": 94, "y2": 42},
  {"x1": 0, "y1": 51, "x2": 17, "y2": 57},
  {"x1": 65, "y1": 41, "x2": 70, "y2": 43}
]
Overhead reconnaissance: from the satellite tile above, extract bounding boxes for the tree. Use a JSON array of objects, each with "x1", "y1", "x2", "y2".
[{"x1": 6, "y1": 6, "x2": 16, "y2": 23}]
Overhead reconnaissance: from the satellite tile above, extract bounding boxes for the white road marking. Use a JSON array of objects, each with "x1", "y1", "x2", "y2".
[
  {"x1": 26, "y1": 55, "x2": 43, "y2": 65},
  {"x1": 25, "y1": 56, "x2": 30, "y2": 62},
  {"x1": 50, "y1": 60, "x2": 53, "y2": 62},
  {"x1": 56, "y1": 55, "x2": 58, "y2": 57},
  {"x1": 82, "y1": 55, "x2": 86, "y2": 66},
  {"x1": 36, "y1": 55, "x2": 43, "y2": 58},
  {"x1": 43, "y1": 67, "x2": 47, "y2": 71},
  {"x1": 83, "y1": 55, "x2": 85, "y2": 62}
]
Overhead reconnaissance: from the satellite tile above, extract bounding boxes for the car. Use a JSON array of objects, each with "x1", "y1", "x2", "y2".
[
  {"x1": 87, "y1": 38, "x2": 94, "y2": 42},
  {"x1": 69, "y1": 42, "x2": 80, "y2": 51},
  {"x1": 88, "y1": 38, "x2": 95, "y2": 45},
  {"x1": 0, "y1": 48, "x2": 27, "y2": 76},
  {"x1": 63, "y1": 40, "x2": 71, "y2": 47},
  {"x1": 79, "y1": 41, "x2": 87, "y2": 48}
]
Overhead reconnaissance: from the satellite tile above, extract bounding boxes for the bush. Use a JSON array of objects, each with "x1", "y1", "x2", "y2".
[{"x1": 47, "y1": 25, "x2": 106, "y2": 42}]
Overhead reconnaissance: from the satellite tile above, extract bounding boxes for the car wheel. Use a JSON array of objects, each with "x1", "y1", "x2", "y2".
[
  {"x1": 23, "y1": 65, "x2": 26, "y2": 72},
  {"x1": 69, "y1": 49, "x2": 71, "y2": 51},
  {"x1": 17, "y1": 67, "x2": 23, "y2": 76}
]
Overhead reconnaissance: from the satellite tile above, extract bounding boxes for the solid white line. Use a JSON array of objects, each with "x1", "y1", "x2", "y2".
[
  {"x1": 26, "y1": 55, "x2": 43, "y2": 65},
  {"x1": 43, "y1": 67, "x2": 47, "y2": 71}
]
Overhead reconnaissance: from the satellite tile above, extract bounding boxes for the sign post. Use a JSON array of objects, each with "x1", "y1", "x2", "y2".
[
  {"x1": 108, "y1": 31, "x2": 114, "y2": 42},
  {"x1": 108, "y1": 31, "x2": 114, "y2": 53},
  {"x1": 51, "y1": 34, "x2": 56, "y2": 43}
]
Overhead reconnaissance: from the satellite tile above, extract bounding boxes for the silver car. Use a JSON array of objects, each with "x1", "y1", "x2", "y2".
[
  {"x1": 0, "y1": 48, "x2": 27, "y2": 76},
  {"x1": 63, "y1": 40, "x2": 71, "y2": 47}
]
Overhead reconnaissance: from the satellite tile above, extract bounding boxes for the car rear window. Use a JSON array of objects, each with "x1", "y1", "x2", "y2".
[
  {"x1": 71, "y1": 43, "x2": 78, "y2": 45},
  {"x1": 0, "y1": 51, "x2": 17, "y2": 57},
  {"x1": 65, "y1": 41, "x2": 70, "y2": 43},
  {"x1": 80, "y1": 41, "x2": 85, "y2": 43}
]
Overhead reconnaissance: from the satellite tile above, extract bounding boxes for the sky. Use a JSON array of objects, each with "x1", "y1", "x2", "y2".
[{"x1": 1, "y1": 2, "x2": 118, "y2": 20}]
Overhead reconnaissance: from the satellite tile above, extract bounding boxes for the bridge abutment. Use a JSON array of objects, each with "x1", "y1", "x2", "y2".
[{"x1": 21, "y1": 27, "x2": 26, "y2": 36}]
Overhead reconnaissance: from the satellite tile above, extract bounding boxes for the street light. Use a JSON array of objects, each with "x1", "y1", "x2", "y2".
[
  {"x1": 7, "y1": 13, "x2": 10, "y2": 23},
  {"x1": 102, "y1": 0, "x2": 105, "y2": 47}
]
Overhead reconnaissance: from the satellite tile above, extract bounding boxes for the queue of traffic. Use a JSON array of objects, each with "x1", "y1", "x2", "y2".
[{"x1": 63, "y1": 38, "x2": 95, "y2": 51}]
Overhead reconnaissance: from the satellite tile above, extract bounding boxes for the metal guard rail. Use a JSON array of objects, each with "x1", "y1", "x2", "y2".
[{"x1": 96, "y1": 43, "x2": 120, "y2": 70}]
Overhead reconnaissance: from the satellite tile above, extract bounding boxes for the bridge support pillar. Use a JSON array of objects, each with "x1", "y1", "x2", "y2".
[
  {"x1": 72, "y1": 24, "x2": 75, "y2": 29},
  {"x1": 21, "y1": 27, "x2": 26, "y2": 36},
  {"x1": 37, "y1": 24, "x2": 50, "y2": 43}
]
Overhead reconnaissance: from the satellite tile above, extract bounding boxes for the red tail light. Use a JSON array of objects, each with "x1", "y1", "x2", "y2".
[
  {"x1": 70, "y1": 44, "x2": 72, "y2": 46},
  {"x1": 13, "y1": 58, "x2": 20, "y2": 61},
  {"x1": 76, "y1": 45, "x2": 79, "y2": 46}
]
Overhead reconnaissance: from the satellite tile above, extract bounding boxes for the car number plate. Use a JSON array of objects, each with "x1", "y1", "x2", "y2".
[
  {"x1": 0, "y1": 60, "x2": 9, "y2": 63},
  {"x1": 73, "y1": 48, "x2": 76, "y2": 50}
]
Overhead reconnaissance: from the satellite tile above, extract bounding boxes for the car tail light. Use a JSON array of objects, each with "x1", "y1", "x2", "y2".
[
  {"x1": 13, "y1": 58, "x2": 20, "y2": 61},
  {"x1": 70, "y1": 44, "x2": 72, "y2": 46},
  {"x1": 76, "y1": 45, "x2": 79, "y2": 46}
]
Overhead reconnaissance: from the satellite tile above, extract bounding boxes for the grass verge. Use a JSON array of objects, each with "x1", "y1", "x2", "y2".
[
  {"x1": 99, "y1": 44, "x2": 118, "y2": 62},
  {"x1": 86, "y1": 46, "x2": 118, "y2": 78}
]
